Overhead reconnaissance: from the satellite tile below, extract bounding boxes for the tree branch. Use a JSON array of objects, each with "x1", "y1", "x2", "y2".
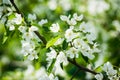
[
  {"x1": 9, "y1": 0, "x2": 47, "y2": 45},
  {"x1": 68, "y1": 58, "x2": 98, "y2": 75}
]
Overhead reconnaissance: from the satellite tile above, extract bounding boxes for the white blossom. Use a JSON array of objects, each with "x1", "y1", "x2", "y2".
[
  {"x1": 73, "y1": 13, "x2": 83, "y2": 21},
  {"x1": 56, "y1": 51, "x2": 68, "y2": 66},
  {"x1": 12, "y1": 13, "x2": 22, "y2": 25},
  {"x1": 103, "y1": 62, "x2": 117, "y2": 79},
  {"x1": 50, "y1": 23, "x2": 60, "y2": 32},
  {"x1": 2, "y1": 0, "x2": 11, "y2": 4},
  {"x1": 65, "y1": 26, "x2": 79, "y2": 42},
  {"x1": 53, "y1": 57, "x2": 67, "y2": 77},
  {"x1": 9, "y1": 25, "x2": 15, "y2": 31},
  {"x1": 73, "y1": 38, "x2": 95, "y2": 59},
  {"x1": 27, "y1": 51, "x2": 38, "y2": 60},
  {"x1": 53, "y1": 61, "x2": 67, "y2": 77},
  {"x1": 18, "y1": 26, "x2": 27, "y2": 33},
  {"x1": 47, "y1": 51, "x2": 68, "y2": 77},
  {"x1": 73, "y1": 38, "x2": 83, "y2": 49},
  {"x1": 112, "y1": 20, "x2": 120, "y2": 32},
  {"x1": 95, "y1": 73, "x2": 103, "y2": 80},
  {"x1": 28, "y1": 14, "x2": 36, "y2": 21},
  {"x1": 46, "y1": 48, "x2": 57, "y2": 69},
  {"x1": 0, "y1": 6, "x2": 3, "y2": 18},
  {"x1": 29, "y1": 26, "x2": 38, "y2": 32},
  {"x1": 60, "y1": 15, "x2": 70, "y2": 21},
  {"x1": 21, "y1": 39, "x2": 38, "y2": 60},
  {"x1": 86, "y1": 33, "x2": 96, "y2": 44},
  {"x1": 38, "y1": 19, "x2": 48, "y2": 26},
  {"x1": 49, "y1": 73, "x2": 58, "y2": 80},
  {"x1": 67, "y1": 18, "x2": 77, "y2": 26},
  {"x1": 79, "y1": 22, "x2": 90, "y2": 33},
  {"x1": 21, "y1": 40, "x2": 35, "y2": 55},
  {"x1": 66, "y1": 47, "x2": 79, "y2": 58},
  {"x1": 20, "y1": 26, "x2": 39, "y2": 60},
  {"x1": 6, "y1": 13, "x2": 22, "y2": 31},
  {"x1": 46, "y1": 48, "x2": 57, "y2": 61},
  {"x1": 92, "y1": 43, "x2": 101, "y2": 53},
  {"x1": 81, "y1": 49, "x2": 95, "y2": 60},
  {"x1": 60, "y1": 13, "x2": 83, "y2": 25}
]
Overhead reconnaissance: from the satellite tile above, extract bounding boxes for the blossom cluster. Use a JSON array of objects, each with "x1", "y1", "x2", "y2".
[
  {"x1": 6, "y1": 13, "x2": 22, "y2": 31},
  {"x1": 4, "y1": 10, "x2": 39, "y2": 60},
  {"x1": 46, "y1": 13, "x2": 100, "y2": 77},
  {"x1": 18, "y1": 25, "x2": 39, "y2": 60},
  {"x1": 61, "y1": 13, "x2": 100, "y2": 59},
  {"x1": 95, "y1": 62, "x2": 120, "y2": 80}
]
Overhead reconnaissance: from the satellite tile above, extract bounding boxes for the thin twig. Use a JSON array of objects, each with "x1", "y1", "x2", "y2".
[{"x1": 68, "y1": 58, "x2": 98, "y2": 75}]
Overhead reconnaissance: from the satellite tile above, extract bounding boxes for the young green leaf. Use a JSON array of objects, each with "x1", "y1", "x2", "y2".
[
  {"x1": 46, "y1": 36, "x2": 60, "y2": 48},
  {"x1": 62, "y1": 39, "x2": 68, "y2": 50}
]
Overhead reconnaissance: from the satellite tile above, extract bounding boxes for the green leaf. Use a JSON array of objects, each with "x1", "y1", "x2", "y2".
[
  {"x1": 46, "y1": 36, "x2": 60, "y2": 48},
  {"x1": 94, "y1": 65, "x2": 102, "y2": 72},
  {"x1": 2, "y1": 36, "x2": 8, "y2": 44},
  {"x1": 8, "y1": 13, "x2": 15, "y2": 20},
  {"x1": 47, "y1": 59, "x2": 56, "y2": 73},
  {"x1": 2, "y1": 31, "x2": 15, "y2": 44},
  {"x1": 62, "y1": 40, "x2": 68, "y2": 50}
]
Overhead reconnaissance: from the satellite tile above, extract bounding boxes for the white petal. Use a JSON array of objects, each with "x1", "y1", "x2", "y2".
[
  {"x1": 9, "y1": 25, "x2": 15, "y2": 31},
  {"x1": 60, "y1": 15, "x2": 69, "y2": 21},
  {"x1": 50, "y1": 23, "x2": 60, "y2": 32},
  {"x1": 28, "y1": 54, "x2": 34, "y2": 60}
]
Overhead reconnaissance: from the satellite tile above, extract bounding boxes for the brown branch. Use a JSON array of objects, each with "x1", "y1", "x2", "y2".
[
  {"x1": 9, "y1": 0, "x2": 47, "y2": 45},
  {"x1": 68, "y1": 58, "x2": 98, "y2": 75},
  {"x1": 34, "y1": 31, "x2": 47, "y2": 45}
]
